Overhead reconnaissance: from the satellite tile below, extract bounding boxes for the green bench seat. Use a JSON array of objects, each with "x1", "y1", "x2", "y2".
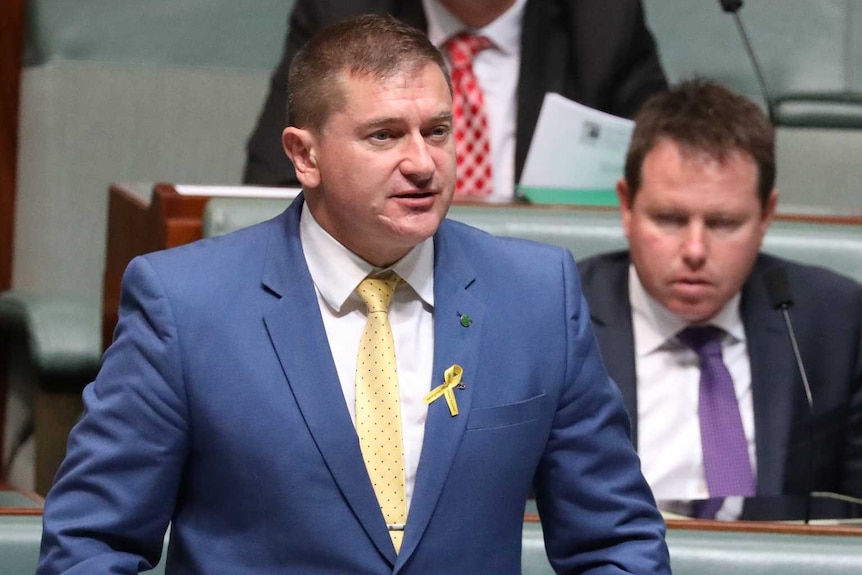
[
  {"x1": 203, "y1": 198, "x2": 862, "y2": 285},
  {"x1": 6, "y1": 513, "x2": 861, "y2": 575}
]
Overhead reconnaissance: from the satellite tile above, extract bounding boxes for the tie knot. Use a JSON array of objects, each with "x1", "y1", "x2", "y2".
[
  {"x1": 444, "y1": 33, "x2": 493, "y2": 69},
  {"x1": 677, "y1": 325, "x2": 724, "y2": 359},
  {"x1": 356, "y1": 272, "x2": 400, "y2": 314}
]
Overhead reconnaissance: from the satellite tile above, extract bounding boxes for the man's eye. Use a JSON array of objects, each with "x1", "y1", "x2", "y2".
[
  {"x1": 708, "y1": 217, "x2": 741, "y2": 230},
  {"x1": 653, "y1": 213, "x2": 686, "y2": 227},
  {"x1": 370, "y1": 130, "x2": 393, "y2": 141},
  {"x1": 428, "y1": 125, "x2": 450, "y2": 139}
]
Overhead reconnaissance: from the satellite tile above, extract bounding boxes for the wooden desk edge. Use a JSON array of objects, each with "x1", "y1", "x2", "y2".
[
  {"x1": 0, "y1": 488, "x2": 44, "y2": 516},
  {"x1": 524, "y1": 512, "x2": 862, "y2": 536}
]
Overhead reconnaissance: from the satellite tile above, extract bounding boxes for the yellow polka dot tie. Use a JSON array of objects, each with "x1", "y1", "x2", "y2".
[{"x1": 355, "y1": 272, "x2": 407, "y2": 552}]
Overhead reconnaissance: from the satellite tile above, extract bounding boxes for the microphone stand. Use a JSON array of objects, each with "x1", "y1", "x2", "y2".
[
  {"x1": 717, "y1": 0, "x2": 776, "y2": 123},
  {"x1": 776, "y1": 305, "x2": 814, "y2": 524},
  {"x1": 766, "y1": 265, "x2": 815, "y2": 524}
]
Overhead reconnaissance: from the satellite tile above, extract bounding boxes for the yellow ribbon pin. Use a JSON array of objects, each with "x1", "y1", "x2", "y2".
[{"x1": 424, "y1": 364, "x2": 464, "y2": 417}]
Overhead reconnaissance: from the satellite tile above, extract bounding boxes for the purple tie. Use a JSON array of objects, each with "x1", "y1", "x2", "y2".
[{"x1": 677, "y1": 326, "x2": 755, "y2": 497}]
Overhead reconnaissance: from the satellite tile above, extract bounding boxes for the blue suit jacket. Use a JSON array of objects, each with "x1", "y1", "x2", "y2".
[
  {"x1": 38, "y1": 197, "x2": 669, "y2": 574},
  {"x1": 578, "y1": 251, "x2": 862, "y2": 498}
]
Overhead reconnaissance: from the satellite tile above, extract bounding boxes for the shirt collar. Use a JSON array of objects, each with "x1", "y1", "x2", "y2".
[
  {"x1": 422, "y1": 0, "x2": 526, "y2": 56},
  {"x1": 299, "y1": 202, "x2": 435, "y2": 312},
  {"x1": 628, "y1": 264, "x2": 745, "y2": 356}
]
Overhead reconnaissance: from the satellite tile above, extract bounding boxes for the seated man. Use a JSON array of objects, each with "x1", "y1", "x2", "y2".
[
  {"x1": 579, "y1": 79, "x2": 862, "y2": 502},
  {"x1": 244, "y1": 0, "x2": 667, "y2": 201}
]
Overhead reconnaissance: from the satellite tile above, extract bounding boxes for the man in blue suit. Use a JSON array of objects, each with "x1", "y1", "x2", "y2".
[{"x1": 37, "y1": 15, "x2": 669, "y2": 574}]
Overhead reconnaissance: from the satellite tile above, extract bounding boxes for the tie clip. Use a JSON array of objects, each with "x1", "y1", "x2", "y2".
[{"x1": 387, "y1": 523, "x2": 406, "y2": 531}]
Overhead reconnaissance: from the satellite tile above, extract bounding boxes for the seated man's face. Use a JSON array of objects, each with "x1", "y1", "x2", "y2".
[
  {"x1": 618, "y1": 137, "x2": 777, "y2": 323},
  {"x1": 296, "y1": 62, "x2": 456, "y2": 268}
]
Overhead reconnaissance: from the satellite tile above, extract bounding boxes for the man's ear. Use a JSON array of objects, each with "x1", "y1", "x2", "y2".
[
  {"x1": 758, "y1": 187, "x2": 779, "y2": 237},
  {"x1": 282, "y1": 126, "x2": 321, "y2": 188},
  {"x1": 763, "y1": 187, "x2": 778, "y2": 222},
  {"x1": 616, "y1": 178, "x2": 633, "y2": 240}
]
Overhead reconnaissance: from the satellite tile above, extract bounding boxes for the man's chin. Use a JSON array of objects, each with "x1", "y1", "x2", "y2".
[
  {"x1": 666, "y1": 300, "x2": 720, "y2": 324},
  {"x1": 389, "y1": 210, "x2": 445, "y2": 235}
]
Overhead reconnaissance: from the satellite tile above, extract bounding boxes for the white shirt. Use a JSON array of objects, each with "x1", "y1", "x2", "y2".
[
  {"x1": 629, "y1": 265, "x2": 757, "y2": 501},
  {"x1": 423, "y1": 0, "x2": 527, "y2": 203},
  {"x1": 299, "y1": 202, "x2": 435, "y2": 510}
]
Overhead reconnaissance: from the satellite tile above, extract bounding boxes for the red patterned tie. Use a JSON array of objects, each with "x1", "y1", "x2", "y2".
[{"x1": 444, "y1": 33, "x2": 494, "y2": 197}]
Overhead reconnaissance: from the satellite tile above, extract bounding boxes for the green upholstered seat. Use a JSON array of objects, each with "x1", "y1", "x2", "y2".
[
  {"x1": 3, "y1": 0, "x2": 296, "y2": 492},
  {"x1": 0, "y1": 513, "x2": 169, "y2": 575},
  {"x1": 0, "y1": 292, "x2": 101, "y2": 377},
  {"x1": 522, "y1": 519, "x2": 862, "y2": 575},
  {"x1": 644, "y1": 0, "x2": 862, "y2": 126},
  {"x1": 643, "y1": 0, "x2": 862, "y2": 215},
  {"x1": 203, "y1": 199, "x2": 862, "y2": 285},
  {"x1": 0, "y1": 515, "x2": 45, "y2": 575},
  {"x1": 4, "y1": 512, "x2": 861, "y2": 575},
  {"x1": 14, "y1": 0, "x2": 294, "y2": 320},
  {"x1": 667, "y1": 528, "x2": 862, "y2": 575}
]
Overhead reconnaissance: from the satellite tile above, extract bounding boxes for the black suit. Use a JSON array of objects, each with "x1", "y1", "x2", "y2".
[
  {"x1": 243, "y1": 0, "x2": 668, "y2": 186},
  {"x1": 578, "y1": 251, "x2": 862, "y2": 497}
]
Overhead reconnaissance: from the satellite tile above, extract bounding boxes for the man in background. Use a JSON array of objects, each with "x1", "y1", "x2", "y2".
[
  {"x1": 37, "y1": 15, "x2": 669, "y2": 574},
  {"x1": 579, "y1": 79, "x2": 862, "y2": 504},
  {"x1": 244, "y1": 0, "x2": 667, "y2": 201}
]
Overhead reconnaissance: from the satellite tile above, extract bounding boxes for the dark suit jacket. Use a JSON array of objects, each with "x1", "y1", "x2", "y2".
[
  {"x1": 243, "y1": 0, "x2": 668, "y2": 186},
  {"x1": 37, "y1": 197, "x2": 669, "y2": 575},
  {"x1": 578, "y1": 251, "x2": 862, "y2": 498}
]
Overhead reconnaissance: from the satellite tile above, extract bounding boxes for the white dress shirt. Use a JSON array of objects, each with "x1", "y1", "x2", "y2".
[
  {"x1": 629, "y1": 265, "x2": 757, "y2": 501},
  {"x1": 423, "y1": 0, "x2": 527, "y2": 203},
  {"x1": 299, "y1": 202, "x2": 435, "y2": 510}
]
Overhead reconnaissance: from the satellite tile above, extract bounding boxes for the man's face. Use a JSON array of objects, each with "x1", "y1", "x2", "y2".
[
  {"x1": 619, "y1": 138, "x2": 777, "y2": 323},
  {"x1": 284, "y1": 63, "x2": 455, "y2": 268}
]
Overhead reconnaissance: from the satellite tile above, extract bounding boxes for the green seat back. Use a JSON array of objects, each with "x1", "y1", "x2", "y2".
[{"x1": 203, "y1": 199, "x2": 862, "y2": 285}]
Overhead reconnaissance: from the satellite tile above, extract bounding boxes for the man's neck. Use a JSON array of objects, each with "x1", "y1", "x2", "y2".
[{"x1": 437, "y1": 0, "x2": 517, "y2": 28}]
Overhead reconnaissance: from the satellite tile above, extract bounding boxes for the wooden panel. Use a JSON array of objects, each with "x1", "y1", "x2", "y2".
[
  {"x1": 0, "y1": 0, "x2": 25, "y2": 291},
  {"x1": 524, "y1": 512, "x2": 862, "y2": 536},
  {"x1": 0, "y1": 0, "x2": 26, "y2": 484},
  {"x1": 102, "y1": 183, "x2": 209, "y2": 348},
  {"x1": 0, "y1": 487, "x2": 43, "y2": 516},
  {"x1": 34, "y1": 388, "x2": 83, "y2": 495},
  {"x1": 102, "y1": 184, "x2": 160, "y2": 348}
]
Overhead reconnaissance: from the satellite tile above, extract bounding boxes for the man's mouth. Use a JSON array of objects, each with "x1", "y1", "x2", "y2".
[{"x1": 397, "y1": 191, "x2": 434, "y2": 198}]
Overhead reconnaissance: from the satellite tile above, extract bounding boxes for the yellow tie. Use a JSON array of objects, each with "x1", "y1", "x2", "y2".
[{"x1": 355, "y1": 272, "x2": 407, "y2": 552}]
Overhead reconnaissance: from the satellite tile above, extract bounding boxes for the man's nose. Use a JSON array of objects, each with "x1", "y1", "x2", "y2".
[
  {"x1": 401, "y1": 134, "x2": 435, "y2": 180},
  {"x1": 681, "y1": 223, "x2": 707, "y2": 267}
]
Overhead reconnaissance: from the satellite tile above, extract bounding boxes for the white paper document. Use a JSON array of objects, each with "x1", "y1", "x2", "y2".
[{"x1": 518, "y1": 93, "x2": 633, "y2": 205}]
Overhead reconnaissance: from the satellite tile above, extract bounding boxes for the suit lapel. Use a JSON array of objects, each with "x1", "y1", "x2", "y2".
[
  {"x1": 261, "y1": 197, "x2": 397, "y2": 563},
  {"x1": 585, "y1": 255, "x2": 639, "y2": 443},
  {"x1": 396, "y1": 223, "x2": 484, "y2": 567},
  {"x1": 742, "y1": 259, "x2": 797, "y2": 495}
]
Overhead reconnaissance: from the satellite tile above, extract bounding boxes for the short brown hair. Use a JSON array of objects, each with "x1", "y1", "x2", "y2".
[
  {"x1": 288, "y1": 14, "x2": 451, "y2": 132},
  {"x1": 623, "y1": 79, "x2": 775, "y2": 208}
]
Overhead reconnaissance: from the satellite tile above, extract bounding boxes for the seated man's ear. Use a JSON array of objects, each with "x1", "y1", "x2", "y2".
[
  {"x1": 763, "y1": 188, "x2": 779, "y2": 222},
  {"x1": 616, "y1": 178, "x2": 634, "y2": 239},
  {"x1": 282, "y1": 127, "x2": 321, "y2": 189}
]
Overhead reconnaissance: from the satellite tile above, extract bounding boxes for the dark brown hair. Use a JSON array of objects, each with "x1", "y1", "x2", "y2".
[
  {"x1": 623, "y1": 79, "x2": 775, "y2": 208},
  {"x1": 288, "y1": 14, "x2": 450, "y2": 132}
]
